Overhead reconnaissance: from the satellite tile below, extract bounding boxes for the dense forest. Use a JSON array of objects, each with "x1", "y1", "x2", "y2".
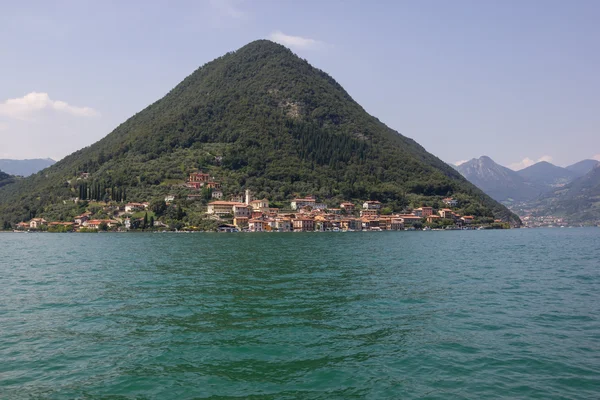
[{"x1": 0, "y1": 40, "x2": 520, "y2": 226}]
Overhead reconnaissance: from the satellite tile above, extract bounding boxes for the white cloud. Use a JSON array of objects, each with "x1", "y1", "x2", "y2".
[
  {"x1": 269, "y1": 31, "x2": 322, "y2": 50},
  {"x1": 209, "y1": 0, "x2": 246, "y2": 19},
  {"x1": 454, "y1": 160, "x2": 468, "y2": 166},
  {"x1": 508, "y1": 155, "x2": 553, "y2": 171},
  {"x1": 592, "y1": 154, "x2": 600, "y2": 161},
  {"x1": 0, "y1": 92, "x2": 100, "y2": 120}
]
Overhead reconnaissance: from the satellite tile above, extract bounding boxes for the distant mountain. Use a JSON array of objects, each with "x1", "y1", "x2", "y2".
[
  {"x1": 456, "y1": 156, "x2": 543, "y2": 202},
  {"x1": 533, "y1": 166, "x2": 600, "y2": 222},
  {"x1": 0, "y1": 170, "x2": 15, "y2": 189},
  {"x1": 0, "y1": 40, "x2": 519, "y2": 225},
  {"x1": 516, "y1": 161, "x2": 579, "y2": 188},
  {"x1": 0, "y1": 158, "x2": 55, "y2": 176},
  {"x1": 565, "y1": 159, "x2": 600, "y2": 177}
]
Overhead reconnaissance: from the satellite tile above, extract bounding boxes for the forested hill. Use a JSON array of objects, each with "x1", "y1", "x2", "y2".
[
  {"x1": 0, "y1": 40, "x2": 519, "y2": 224},
  {"x1": 0, "y1": 170, "x2": 14, "y2": 189}
]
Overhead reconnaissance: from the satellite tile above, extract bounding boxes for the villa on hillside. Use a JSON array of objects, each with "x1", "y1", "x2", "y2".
[
  {"x1": 187, "y1": 171, "x2": 210, "y2": 189},
  {"x1": 291, "y1": 196, "x2": 316, "y2": 210},
  {"x1": 363, "y1": 201, "x2": 381, "y2": 210},
  {"x1": 125, "y1": 202, "x2": 149, "y2": 213},
  {"x1": 443, "y1": 197, "x2": 458, "y2": 207}
]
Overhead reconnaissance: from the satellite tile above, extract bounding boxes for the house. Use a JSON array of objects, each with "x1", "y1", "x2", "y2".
[
  {"x1": 187, "y1": 194, "x2": 203, "y2": 201},
  {"x1": 187, "y1": 171, "x2": 210, "y2": 189},
  {"x1": 74, "y1": 214, "x2": 90, "y2": 225},
  {"x1": 390, "y1": 218, "x2": 404, "y2": 231},
  {"x1": 16, "y1": 222, "x2": 30, "y2": 230},
  {"x1": 443, "y1": 197, "x2": 458, "y2": 207},
  {"x1": 251, "y1": 210, "x2": 264, "y2": 220},
  {"x1": 211, "y1": 190, "x2": 223, "y2": 199},
  {"x1": 233, "y1": 217, "x2": 249, "y2": 228},
  {"x1": 461, "y1": 216, "x2": 474, "y2": 224},
  {"x1": 84, "y1": 219, "x2": 118, "y2": 230},
  {"x1": 363, "y1": 200, "x2": 381, "y2": 210},
  {"x1": 125, "y1": 202, "x2": 148, "y2": 213},
  {"x1": 230, "y1": 194, "x2": 244, "y2": 203},
  {"x1": 360, "y1": 209, "x2": 378, "y2": 217},
  {"x1": 29, "y1": 218, "x2": 47, "y2": 229},
  {"x1": 233, "y1": 204, "x2": 251, "y2": 218},
  {"x1": 207, "y1": 201, "x2": 245, "y2": 216},
  {"x1": 438, "y1": 208, "x2": 454, "y2": 219},
  {"x1": 164, "y1": 195, "x2": 175, "y2": 203},
  {"x1": 218, "y1": 224, "x2": 237, "y2": 233},
  {"x1": 340, "y1": 218, "x2": 361, "y2": 231},
  {"x1": 290, "y1": 196, "x2": 316, "y2": 210},
  {"x1": 275, "y1": 218, "x2": 292, "y2": 232},
  {"x1": 397, "y1": 214, "x2": 422, "y2": 225},
  {"x1": 414, "y1": 207, "x2": 433, "y2": 217},
  {"x1": 206, "y1": 181, "x2": 221, "y2": 189},
  {"x1": 292, "y1": 217, "x2": 314, "y2": 232},
  {"x1": 249, "y1": 199, "x2": 269, "y2": 212},
  {"x1": 340, "y1": 202, "x2": 355, "y2": 212},
  {"x1": 314, "y1": 216, "x2": 333, "y2": 231},
  {"x1": 426, "y1": 215, "x2": 441, "y2": 224},
  {"x1": 248, "y1": 219, "x2": 264, "y2": 232}
]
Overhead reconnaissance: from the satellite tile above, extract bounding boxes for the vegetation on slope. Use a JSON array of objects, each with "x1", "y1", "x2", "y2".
[
  {"x1": 532, "y1": 167, "x2": 600, "y2": 223},
  {"x1": 0, "y1": 40, "x2": 519, "y2": 225},
  {"x1": 0, "y1": 170, "x2": 15, "y2": 189}
]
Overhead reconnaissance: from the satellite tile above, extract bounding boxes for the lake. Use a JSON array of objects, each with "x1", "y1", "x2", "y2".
[{"x1": 1, "y1": 229, "x2": 599, "y2": 399}]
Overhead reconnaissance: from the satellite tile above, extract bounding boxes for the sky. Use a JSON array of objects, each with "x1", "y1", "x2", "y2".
[{"x1": 1, "y1": 0, "x2": 599, "y2": 170}]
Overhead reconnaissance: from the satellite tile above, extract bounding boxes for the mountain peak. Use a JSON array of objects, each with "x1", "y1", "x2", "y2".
[{"x1": 0, "y1": 40, "x2": 519, "y2": 225}]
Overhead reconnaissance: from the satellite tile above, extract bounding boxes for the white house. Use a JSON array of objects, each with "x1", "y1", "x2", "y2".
[
  {"x1": 291, "y1": 197, "x2": 316, "y2": 210},
  {"x1": 363, "y1": 201, "x2": 381, "y2": 210}
]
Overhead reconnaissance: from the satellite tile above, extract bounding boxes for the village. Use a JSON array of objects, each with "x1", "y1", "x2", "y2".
[{"x1": 13, "y1": 171, "x2": 507, "y2": 233}]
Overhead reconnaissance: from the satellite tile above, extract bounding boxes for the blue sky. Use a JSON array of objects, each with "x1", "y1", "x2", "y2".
[{"x1": 1, "y1": 0, "x2": 598, "y2": 169}]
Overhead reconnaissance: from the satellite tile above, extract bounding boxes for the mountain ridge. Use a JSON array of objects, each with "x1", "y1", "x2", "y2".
[
  {"x1": 0, "y1": 40, "x2": 519, "y2": 225},
  {"x1": 0, "y1": 158, "x2": 56, "y2": 176},
  {"x1": 516, "y1": 161, "x2": 580, "y2": 187},
  {"x1": 456, "y1": 156, "x2": 543, "y2": 202}
]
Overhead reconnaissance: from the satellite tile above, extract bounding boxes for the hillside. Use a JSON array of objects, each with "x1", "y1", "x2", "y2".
[
  {"x1": 565, "y1": 159, "x2": 600, "y2": 176},
  {"x1": 532, "y1": 166, "x2": 600, "y2": 222},
  {"x1": 0, "y1": 158, "x2": 55, "y2": 176},
  {"x1": 516, "y1": 161, "x2": 579, "y2": 188},
  {"x1": 456, "y1": 156, "x2": 543, "y2": 202},
  {"x1": 0, "y1": 170, "x2": 14, "y2": 189},
  {"x1": 0, "y1": 40, "x2": 519, "y2": 225}
]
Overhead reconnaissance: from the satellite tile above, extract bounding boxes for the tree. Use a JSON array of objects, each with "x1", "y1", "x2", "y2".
[
  {"x1": 142, "y1": 212, "x2": 148, "y2": 230},
  {"x1": 150, "y1": 199, "x2": 167, "y2": 216},
  {"x1": 99, "y1": 222, "x2": 108, "y2": 231},
  {"x1": 202, "y1": 186, "x2": 213, "y2": 201},
  {"x1": 150, "y1": 215, "x2": 155, "y2": 228}
]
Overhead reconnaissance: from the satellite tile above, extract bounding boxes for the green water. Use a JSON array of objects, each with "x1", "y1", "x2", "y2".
[{"x1": 1, "y1": 229, "x2": 599, "y2": 399}]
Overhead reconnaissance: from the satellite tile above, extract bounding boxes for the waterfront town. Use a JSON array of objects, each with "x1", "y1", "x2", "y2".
[{"x1": 11, "y1": 171, "x2": 508, "y2": 233}]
